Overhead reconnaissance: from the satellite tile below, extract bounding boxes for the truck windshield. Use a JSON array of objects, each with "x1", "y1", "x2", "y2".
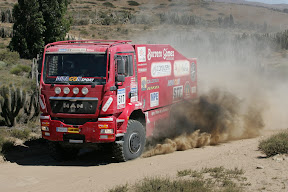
[{"x1": 43, "y1": 53, "x2": 107, "y2": 85}]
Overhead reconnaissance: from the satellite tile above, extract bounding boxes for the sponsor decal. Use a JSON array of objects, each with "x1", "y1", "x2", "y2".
[
  {"x1": 70, "y1": 48, "x2": 86, "y2": 52},
  {"x1": 191, "y1": 62, "x2": 196, "y2": 81},
  {"x1": 98, "y1": 124, "x2": 108, "y2": 128},
  {"x1": 138, "y1": 68, "x2": 147, "y2": 73},
  {"x1": 147, "y1": 49, "x2": 162, "y2": 60},
  {"x1": 191, "y1": 86, "x2": 197, "y2": 94},
  {"x1": 173, "y1": 85, "x2": 183, "y2": 100},
  {"x1": 41, "y1": 122, "x2": 50, "y2": 126},
  {"x1": 163, "y1": 48, "x2": 174, "y2": 60},
  {"x1": 141, "y1": 77, "x2": 147, "y2": 91},
  {"x1": 56, "y1": 76, "x2": 69, "y2": 81},
  {"x1": 147, "y1": 79, "x2": 159, "y2": 84},
  {"x1": 184, "y1": 81, "x2": 190, "y2": 97},
  {"x1": 138, "y1": 63, "x2": 147, "y2": 66},
  {"x1": 150, "y1": 92, "x2": 159, "y2": 107},
  {"x1": 147, "y1": 85, "x2": 159, "y2": 90},
  {"x1": 130, "y1": 82, "x2": 138, "y2": 102},
  {"x1": 86, "y1": 48, "x2": 94, "y2": 52},
  {"x1": 137, "y1": 47, "x2": 146, "y2": 62},
  {"x1": 174, "y1": 60, "x2": 190, "y2": 77},
  {"x1": 55, "y1": 76, "x2": 94, "y2": 82},
  {"x1": 56, "y1": 127, "x2": 67, "y2": 132},
  {"x1": 151, "y1": 62, "x2": 171, "y2": 77},
  {"x1": 151, "y1": 107, "x2": 169, "y2": 116},
  {"x1": 147, "y1": 48, "x2": 175, "y2": 61},
  {"x1": 102, "y1": 97, "x2": 113, "y2": 112},
  {"x1": 168, "y1": 78, "x2": 180, "y2": 86},
  {"x1": 117, "y1": 88, "x2": 126, "y2": 109},
  {"x1": 58, "y1": 49, "x2": 68, "y2": 52},
  {"x1": 58, "y1": 48, "x2": 87, "y2": 52}
]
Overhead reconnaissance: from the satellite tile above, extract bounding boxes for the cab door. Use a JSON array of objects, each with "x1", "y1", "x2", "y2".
[{"x1": 115, "y1": 53, "x2": 137, "y2": 111}]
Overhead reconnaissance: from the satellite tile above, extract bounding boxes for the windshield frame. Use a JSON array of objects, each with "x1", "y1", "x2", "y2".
[{"x1": 43, "y1": 52, "x2": 108, "y2": 85}]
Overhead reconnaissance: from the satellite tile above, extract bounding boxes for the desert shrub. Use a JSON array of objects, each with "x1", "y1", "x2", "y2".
[
  {"x1": 80, "y1": 29, "x2": 89, "y2": 36},
  {"x1": 103, "y1": 2, "x2": 115, "y2": 8},
  {"x1": 0, "y1": 49, "x2": 20, "y2": 66},
  {"x1": 258, "y1": 131, "x2": 288, "y2": 157},
  {"x1": 10, "y1": 128, "x2": 31, "y2": 140},
  {"x1": 10, "y1": 64, "x2": 31, "y2": 76},
  {"x1": 108, "y1": 184, "x2": 129, "y2": 192},
  {"x1": 127, "y1": 1, "x2": 140, "y2": 6},
  {"x1": 74, "y1": 19, "x2": 90, "y2": 26}
]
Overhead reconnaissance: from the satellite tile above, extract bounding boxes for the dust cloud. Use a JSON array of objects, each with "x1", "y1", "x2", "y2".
[
  {"x1": 143, "y1": 88, "x2": 265, "y2": 158},
  {"x1": 132, "y1": 7, "x2": 288, "y2": 157}
]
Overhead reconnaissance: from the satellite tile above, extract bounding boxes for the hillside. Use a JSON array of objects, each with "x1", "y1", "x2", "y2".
[{"x1": 1, "y1": 0, "x2": 288, "y2": 43}]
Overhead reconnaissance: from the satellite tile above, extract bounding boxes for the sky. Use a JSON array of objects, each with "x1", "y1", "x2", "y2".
[{"x1": 245, "y1": 0, "x2": 288, "y2": 4}]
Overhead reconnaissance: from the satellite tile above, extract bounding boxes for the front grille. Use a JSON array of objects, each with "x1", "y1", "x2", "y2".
[{"x1": 50, "y1": 97, "x2": 98, "y2": 114}]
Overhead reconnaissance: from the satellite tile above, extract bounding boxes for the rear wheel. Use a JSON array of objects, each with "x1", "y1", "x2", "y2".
[{"x1": 112, "y1": 120, "x2": 146, "y2": 162}]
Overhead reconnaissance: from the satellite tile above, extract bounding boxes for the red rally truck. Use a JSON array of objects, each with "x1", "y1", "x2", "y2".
[{"x1": 39, "y1": 40, "x2": 197, "y2": 161}]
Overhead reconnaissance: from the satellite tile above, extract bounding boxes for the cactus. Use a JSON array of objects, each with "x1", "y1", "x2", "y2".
[
  {"x1": 0, "y1": 85, "x2": 26, "y2": 127},
  {"x1": 24, "y1": 91, "x2": 40, "y2": 121}
]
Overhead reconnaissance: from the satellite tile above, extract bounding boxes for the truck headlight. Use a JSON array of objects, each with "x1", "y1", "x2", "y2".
[
  {"x1": 55, "y1": 87, "x2": 61, "y2": 94},
  {"x1": 82, "y1": 87, "x2": 88, "y2": 95},
  {"x1": 41, "y1": 126, "x2": 49, "y2": 131},
  {"x1": 63, "y1": 87, "x2": 70, "y2": 94},
  {"x1": 73, "y1": 87, "x2": 79, "y2": 94}
]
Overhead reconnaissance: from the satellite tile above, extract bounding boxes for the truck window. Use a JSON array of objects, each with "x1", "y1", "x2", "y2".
[
  {"x1": 123, "y1": 55, "x2": 133, "y2": 77},
  {"x1": 43, "y1": 53, "x2": 107, "y2": 85}
]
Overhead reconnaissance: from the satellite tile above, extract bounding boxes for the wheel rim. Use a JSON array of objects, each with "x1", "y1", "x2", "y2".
[{"x1": 128, "y1": 132, "x2": 141, "y2": 154}]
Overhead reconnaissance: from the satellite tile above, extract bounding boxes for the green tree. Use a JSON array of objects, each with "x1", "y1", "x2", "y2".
[
  {"x1": 9, "y1": 0, "x2": 45, "y2": 59},
  {"x1": 39, "y1": 0, "x2": 71, "y2": 45},
  {"x1": 9, "y1": 0, "x2": 71, "y2": 59}
]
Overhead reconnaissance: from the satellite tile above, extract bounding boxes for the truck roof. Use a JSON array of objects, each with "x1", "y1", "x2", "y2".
[{"x1": 45, "y1": 40, "x2": 132, "y2": 53}]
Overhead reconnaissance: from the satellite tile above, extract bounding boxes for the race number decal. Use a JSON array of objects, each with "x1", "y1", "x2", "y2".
[
  {"x1": 173, "y1": 86, "x2": 183, "y2": 100},
  {"x1": 117, "y1": 88, "x2": 126, "y2": 109},
  {"x1": 150, "y1": 92, "x2": 159, "y2": 107}
]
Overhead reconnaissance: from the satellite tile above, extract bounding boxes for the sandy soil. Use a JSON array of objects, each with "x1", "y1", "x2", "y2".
[{"x1": 0, "y1": 129, "x2": 287, "y2": 192}]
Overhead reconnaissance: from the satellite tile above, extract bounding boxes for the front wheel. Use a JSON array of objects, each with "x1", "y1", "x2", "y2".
[{"x1": 112, "y1": 120, "x2": 146, "y2": 162}]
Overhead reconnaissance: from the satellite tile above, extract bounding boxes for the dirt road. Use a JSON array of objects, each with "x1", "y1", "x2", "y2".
[{"x1": 0, "y1": 129, "x2": 287, "y2": 192}]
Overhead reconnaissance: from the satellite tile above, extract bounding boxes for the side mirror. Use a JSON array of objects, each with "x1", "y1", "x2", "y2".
[
  {"x1": 117, "y1": 59, "x2": 125, "y2": 74},
  {"x1": 117, "y1": 74, "x2": 125, "y2": 82}
]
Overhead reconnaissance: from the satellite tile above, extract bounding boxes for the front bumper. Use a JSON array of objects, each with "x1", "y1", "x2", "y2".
[{"x1": 40, "y1": 115, "x2": 118, "y2": 143}]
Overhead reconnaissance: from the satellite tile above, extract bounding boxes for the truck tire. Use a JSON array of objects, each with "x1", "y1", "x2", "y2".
[
  {"x1": 48, "y1": 141, "x2": 79, "y2": 161},
  {"x1": 112, "y1": 120, "x2": 146, "y2": 162}
]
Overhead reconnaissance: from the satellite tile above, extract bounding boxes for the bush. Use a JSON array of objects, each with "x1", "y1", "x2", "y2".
[
  {"x1": 258, "y1": 131, "x2": 288, "y2": 157},
  {"x1": 103, "y1": 2, "x2": 115, "y2": 8},
  {"x1": 10, "y1": 128, "x2": 31, "y2": 140},
  {"x1": 127, "y1": 1, "x2": 140, "y2": 6},
  {"x1": 0, "y1": 49, "x2": 20, "y2": 66},
  {"x1": 10, "y1": 64, "x2": 31, "y2": 75}
]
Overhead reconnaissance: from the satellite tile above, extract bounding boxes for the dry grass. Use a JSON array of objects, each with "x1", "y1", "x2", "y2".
[{"x1": 108, "y1": 166, "x2": 248, "y2": 192}]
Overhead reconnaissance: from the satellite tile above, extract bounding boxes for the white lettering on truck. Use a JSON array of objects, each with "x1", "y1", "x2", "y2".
[
  {"x1": 147, "y1": 48, "x2": 175, "y2": 61},
  {"x1": 151, "y1": 62, "x2": 171, "y2": 77}
]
